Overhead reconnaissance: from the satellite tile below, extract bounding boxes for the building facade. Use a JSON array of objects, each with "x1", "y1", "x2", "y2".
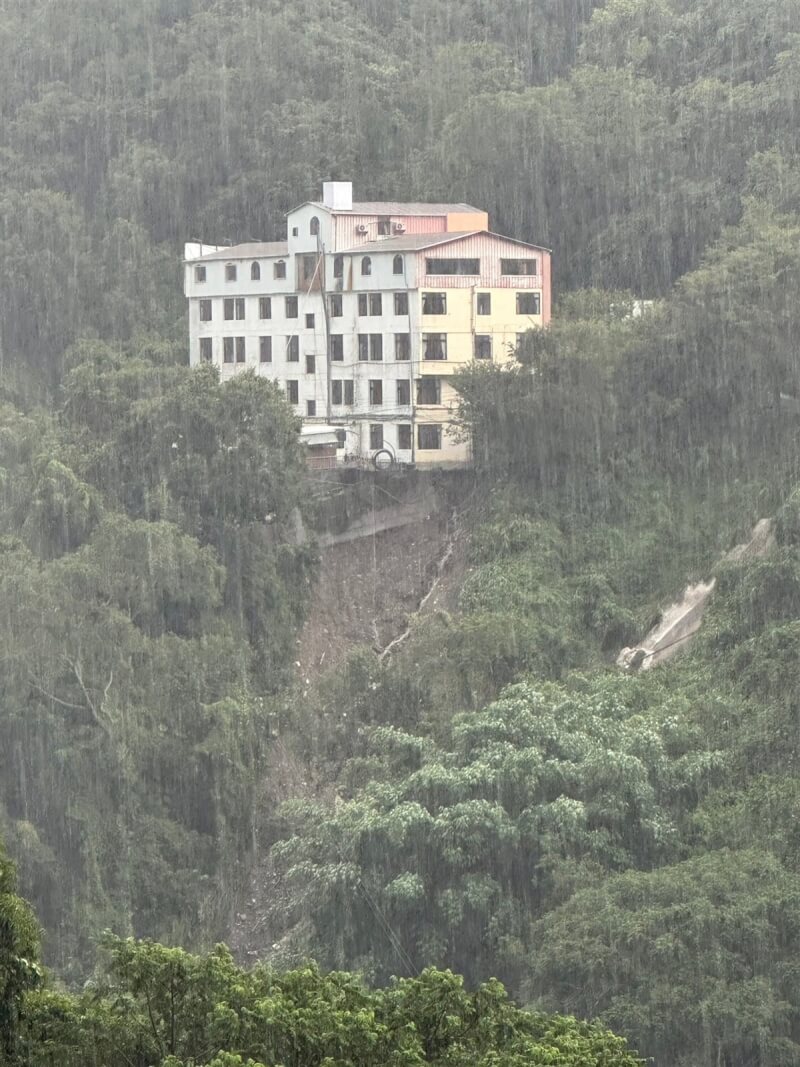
[{"x1": 185, "y1": 182, "x2": 551, "y2": 468}]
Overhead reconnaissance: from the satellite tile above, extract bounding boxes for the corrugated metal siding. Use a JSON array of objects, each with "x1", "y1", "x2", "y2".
[
  {"x1": 415, "y1": 233, "x2": 549, "y2": 289},
  {"x1": 334, "y1": 214, "x2": 447, "y2": 249}
]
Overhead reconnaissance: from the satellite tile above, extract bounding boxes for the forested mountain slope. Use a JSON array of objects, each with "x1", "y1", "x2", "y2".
[{"x1": 2, "y1": 2, "x2": 800, "y2": 1066}]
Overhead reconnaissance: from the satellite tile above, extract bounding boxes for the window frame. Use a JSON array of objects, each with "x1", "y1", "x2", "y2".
[
  {"x1": 285, "y1": 295, "x2": 298, "y2": 319},
  {"x1": 369, "y1": 380, "x2": 383, "y2": 406},
  {"x1": 394, "y1": 292, "x2": 408, "y2": 316},
  {"x1": 370, "y1": 423, "x2": 384, "y2": 449},
  {"x1": 199, "y1": 299, "x2": 213, "y2": 322},
  {"x1": 417, "y1": 424, "x2": 442, "y2": 450},
  {"x1": 329, "y1": 294, "x2": 343, "y2": 317},
  {"x1": 417, "y1": 377, "x2": 442, "y2": 405},
  {"x1": 250, "y1": 261, "x2": 261, "y2": 281},
  {"x1": 422, "y1": 333, "x2": 447, "y2": 361},
  {"x1": 516, "y1": 292, "x2": 541, "y2": 315},
  {"x1": 274, "y1": 260, "x2": 287, "y2": 280},
  {"x1": 398, "y1": 424, "x2": 412, "y2": 451},
  {"x1": 199, "y1": 337, "x2": 213, "y2": 363},
  {"x1": 474, "y1": 334, "x2": 492, "y2": 360},
  {"x1": 361, "y1": 256, "x2": 372, "y2": 276},
  {"x1": 476, "y1": 293, "x2": 491, "y2": 315},
  {"x1": 395, "y1": 333, "x2": 410, "y2": 361},
  {"x1": 287, "y1": 336, "x2": 300, "y2": 362},
  {"x1": 330, "y1": 334, "x2": 344, "y2": 361},
  {"x1": 225, "y1": 263, "x2": 237, "y2": 282},
  {"x1": 422, "y1": 292, "x2": 447, "y2": 315},
  {"x1": 286, "y1": 380, "x2": 299, "y2": 405},
  {"x1": 195, "y1": 265, "x2": 207, "y2": 283},
  {"x1": 393, "y1": 255, "x2": 404, "y2": 276},
  {"x1": 259, "y1": 296, "x2": 272, "y2": 320},
  {"x1": 501, "y1": 258, "x2": 538, "y2": 276},
  {"x1": 259, "y1": 336, "x2": 272, "y2": 363},
  {"x1": 396, "y1": 379, "x2": 411, "y2": 406},
  {"x1": 425, "y1": 258, "x2": 480, "y2": 276},
  {"x1": 235, "y1": 336, "x2": 246, "y2": 363}
]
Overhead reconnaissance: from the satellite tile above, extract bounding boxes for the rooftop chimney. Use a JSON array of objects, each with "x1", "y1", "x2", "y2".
[{"x1": 323, "y1": 181, "x2": 353, "y2": 211}]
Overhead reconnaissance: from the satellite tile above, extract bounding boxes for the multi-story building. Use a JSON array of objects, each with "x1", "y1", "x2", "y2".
[{"x1": 185, "y1": 182, "x2": 550, "y2": 468}]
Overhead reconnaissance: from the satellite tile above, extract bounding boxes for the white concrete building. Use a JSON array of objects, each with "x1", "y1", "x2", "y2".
[{"x1": 185, "y1": 182, "x2": 551, "y2": 468}]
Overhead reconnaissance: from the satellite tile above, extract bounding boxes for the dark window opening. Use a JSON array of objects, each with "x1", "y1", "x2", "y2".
[
  {"x1": 224, "y1": 298, "x2": 234, "y2": 320},
  {"x1": 225, "y1": 263, "x2": 237, "y2": 282},
  {"x1": 477, "y1": 293, "x2": 491, "y2": 315},
  {"x1": 396, "y1": 379, "x2": 410, "y2": 406},
  {"x1": 425, "y1": 258, "x2": 479, "y2": 275},
  {"x1": 287, "y1": 336, "x2": 299, "y2": 361},
  {"x1": 370, "y1": 423, "x2": 384, "y2": 449},
  {"x1": 330, "y1": 335, "x2": 344, "y2": 361},
  {"x1": 474, "y1": 335, "x2": 492, "y2": 360},
  {"x1": 370, "y1": 293, "x2": 382, "y2": 316},
  {"x1": 417, "y1": 377, "x2": 441, "y2": 405},
  {"x1": 422, "y1": 292, "x2": 447, "y2": 315},
  {"x1": 394, "y1": 292, "x2": 408, "y2": 315},
  {"x1": 223, "y1": 337, "x2": 234, "y2": 363},
  {"x1": 259, "y1": 296, "x2": 272, "y2": 319},
  {"x1": 395, "y1": 333, "x2": 410, "y2": 361},
  {"x1": 377, "y1": 218, "x2": 391, "y2": 236},
  {"x1": 307, "y1": 400, "x2": 316, "y2": 416},
  {"x1": 234, "y1": 297, "x2": 245, "y2": 320},
  {"x1": 331, "y1": 381, "x2": 343, "y2": 405},
  {"x1": 370, "y1": 334, "x2": 383, "y2": 361},
  {"x1": 286, "y1": 295, "x2": 298, "y2": 318},
  {"x1": 423, "y1": 333, "x2": 447, "y2": 360},
  {"x1": 301, "y1": 255, "x2": 317, "y2": 284},
  {"x1": 251, "y1": 261, "x2": 261, "y2": 281},
  {"x1": 369, "y1": 380, "x2": 383, "y2": 406},
  {"x1": 361, "y1": 256, "x2": 372, "y2": 276},
  {"x1": 358, "y1": 294, "x2": 368, "y2": 316},
  {"x1": 501, "y1": 258, "x2": 537, "y2": 276},
  {"x1": 516, "y1": 292, "x2": 541, "y2": 315},
  {"x1": 333, "y1": 255, "x2": 344, "y2": 278},
  {"x1": 330, "y1": 294, "x2": 342, "y2": 317},
  {"x1": 235, "y1": 337, "x2": 245, "y2": 363},
  {"x1": 286, "y1": 380, "x2": 299, "y2": 404},
  {"x1": 306, "y1": 353, "x2": 315, "y2": 374},
  {"x1": 199, "y1": 299, "x2": 212, "y2": 322},
  {"x1": 195, "y1": 265, "x2": 206, "y2": 283},
  {"x1": 274, "y1": 260, "x2": 286, "y2": 279},
  {"x1": 398, "y1": 424, "x2": 412, "y2": 450},
  {"x1": 344, "y1": 380, "x2": 354, "y2": 405},
  {"x1": 199, "y1": 337, "x2": 213, "y2": 363},
  {"x1": 310, "y1": 216, "x2": 320, "y2": 236},
  {"x1": 306, "y1": 313, "x2": 315, "y2": 328},
  {"x1": 260, "y1": 336, "x2": 272, "y2": 363},
  {"x1": 358, "y1": 335, "x2": 369, "y2": 362},
  {"x1": 418, "y1": 424, "x2": 442, "y2": 450},
  {"x1": 393, "y1": 255, "x2": 404, "y2": 275}
]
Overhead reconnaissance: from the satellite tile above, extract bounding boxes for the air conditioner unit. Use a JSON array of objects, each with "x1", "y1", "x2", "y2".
[
  {"x1": 393, "y1": 222, "x2": 406, "y2": 233},
  {"x1": 355, "y1": 224, "x2": 369, "y2": 235}
]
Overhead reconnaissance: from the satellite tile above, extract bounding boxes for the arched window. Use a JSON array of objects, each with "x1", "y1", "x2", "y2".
[
  {"x1": 310, "y1": 216, "x2": 320, "y2": 236},
  {"x1": 250, "y1": 261, "x2": 261, "y2": 281},
  {"x1": 393, "y1": 255, "x2": 403, "y2": 275},
  {"x1": 361, "y1": 256, "x2": 372, "y2": 276},
  {"x1": 333, "y1": 255, "x2": 344, "y2": 278}
]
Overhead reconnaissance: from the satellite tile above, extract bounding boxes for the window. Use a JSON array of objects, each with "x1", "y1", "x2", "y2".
[
  {"x1": 286, "y1": 380, "x2": 299, "y2": 404},
  {"x1": 235, "y1": 337, "x2": 245, "y2": 363},
  {"x1": 292, "y1": 226, "x2": 299, "y2": 237},
  {"x1": 331, "y1": 380, "x2": 343, "y2": 405},
  {"x1": 361, "y1": 256, "x2": 372, "y2": 276},
  {"x1": 377, "y1": 218, "x2": 391, "y2": 236},
  {"x1": 259, "y1": 296, "x2": 272, "y2": 319},
  {"x1": 417, "y1": 377, "x2": 441, "y2": 404},
  {"x1": 251, "y1": 261, "x2": 261, "y2": 281},
  {"x1": 370, "y1": 293, "x2": 382, "y2": 316},
  {"x1": 300, "y1": 255, "x2": 317, "y2": 284},
  {"x1": 224, "y1": 297, "x2": 245, "y2": 320},
  {"x1": 310, "y1": 216, "x2": 320, "y2": 236},
  {"x1": 425, "y1": 258, "x2": 480, "y2": 275},
  {"x1": 501, "y1": 258, "x2": 537, "y2": 276},
  {"x1": 260, "y1": 336, "x2": 272, "y2": 363},
  {"x1": 516, "y1": 292, "x2": 542, "y2": 315},
  {"x1": 423, "y1": 333, "x2": 447, "y2": 360},
  {"x1": 223, "y1": 337, "x2": 234, "y2": 363},
  {"x1": 199, "y1": 337, "x2": 213, "y2": 363},
  {"x1": 333, "y1": 255, "x2": 344, "y2": 278},
  {"x1": 199, "y1": 299, "x2": 212, "y2": 322},
  {"x1": 370, "y1": 424, "x2": 384, "y2": 449},
  {"x1": 344, "y1": 380, "x2": 354, "y2": 405},
  {"x1": 369, "y1": 380, "x2": 383, "y2": 406},
  {"x1": 274, "y1": 261, "x2": 286, "y2": 279},
  {"x1": 358, "y1": 293, "x2": 368, "y2": 316},
  {"x1": 330, "y1": 334, "x2": 343, "y2": 361},
  {"x1": 195, "y1": 265, "x2": 206, "y2": 283},
  {"x1": 224, "y1": 298, "x2": 234, "y2": 320},
  {"x1": 398, "y1": 424, "x2": 412, "y2": 450},
  {"x1": 474, "y1": 335, "x2": 492, "y2": 360},
  {"x1": 287, "y1": 336, "x2": 299, "y2": 362},
  {"x1": 225, "y1": 263, "x2": 237, "y2": 282},
  {"x1": 306, "y1": 313, "x2": 315, "y2": 328},
  {"x1": 397, "y1": 379, "x2": 410, "y2": 406},
  {"x1": 395, "y1": 333, "x2": 410, "y2": 361},
  {"x1": 307, "y1": 400, "x2": 316, "y2": 416},
  {"x1": 394, "y1": 292, "x2": 408, "y2": 315},
  {"x1": 306, "y1": 353, "x2": 315, "y2": 374},
  {"x1": 477, "y1": 292, "x2": 491, "y2": 315},
  {"x1": 235, "y1": 298, "x2": 245, "y2": 320},
  {"x1": 329, "y1": 294, "x2": 342, "y2": 317},
  {"x1": 418, "y1": 424, "x2": 442, "y2": 450},
  {"x1": 286, "y1": 295, "x2": 298, "y2": 318},
  {"x1": 422, "y1": 292, "x2": 447, "y2": 315},
  {"x1": 393, "y1": 255, "x2": 404, "y2": 275},
  {"x1": 358, "y1": 335, "x2": 382, "y2": 361}
]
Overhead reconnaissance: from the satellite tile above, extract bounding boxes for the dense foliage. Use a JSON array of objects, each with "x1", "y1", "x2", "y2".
[{"x1": 3, "y1": 2, "x2": 800, "y2": 1066}]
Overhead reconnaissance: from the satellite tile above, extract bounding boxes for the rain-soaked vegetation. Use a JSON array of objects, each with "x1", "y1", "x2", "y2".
[{"x1": 2, "y1": 1, "x2": 800, "y2": 1064}]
